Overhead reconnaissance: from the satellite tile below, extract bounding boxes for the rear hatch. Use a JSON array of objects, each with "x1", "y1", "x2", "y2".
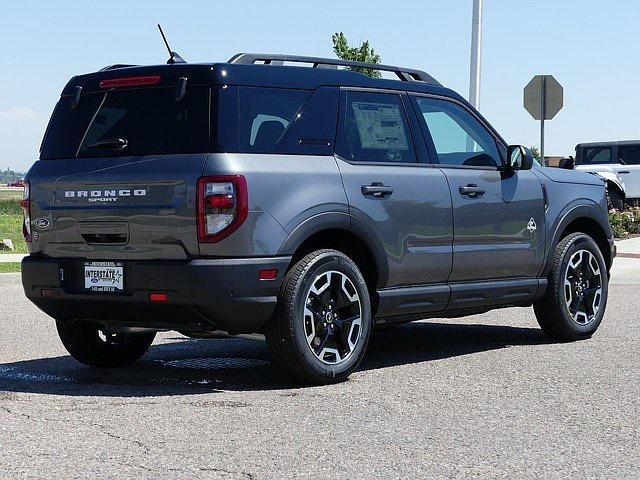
[{"x1": 27, "y1": 66, "x2": 212, "y2": 260}]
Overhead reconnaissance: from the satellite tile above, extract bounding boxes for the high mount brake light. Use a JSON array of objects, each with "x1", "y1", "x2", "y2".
[
  {"x1": 99, "y1": 75, "x2": 161, "y2": 89},
  {"x1": 197, "y1": 175, "x2": 248, "y2": 243},
  {"x1": 21, "y1": 181, "x2": 31, "y2": 242}
]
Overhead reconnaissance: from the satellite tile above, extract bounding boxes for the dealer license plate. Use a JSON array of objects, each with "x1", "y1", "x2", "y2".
[{"x1": 84, "y1": 261, "x2": 124, "y2": 292}]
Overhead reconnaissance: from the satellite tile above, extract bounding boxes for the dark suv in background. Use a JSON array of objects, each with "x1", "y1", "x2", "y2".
[{"x1": 21, "y1": 54, "x2": 614, "y2": 384}]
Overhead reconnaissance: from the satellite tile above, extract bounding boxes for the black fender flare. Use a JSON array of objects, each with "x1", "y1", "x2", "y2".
[
  {"x1": 277, "y1": 211, "x2": 389, "y2": 287},
  {"x1": 541, "y1": 201, "x2": 612, "y2": 276}
]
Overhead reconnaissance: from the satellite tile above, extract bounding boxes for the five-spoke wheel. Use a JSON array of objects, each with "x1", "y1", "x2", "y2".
[
  {"x1": 303, "y1": 270, "x2": 362, "y2": 365},
  {"x1": 534, "y1": 232, "x2": 608, "y2": 341},
  {"x1": 564, "y1": 249, "x2": 603, "y2": 325},
  {"x1": 266, "y1": 249, "x2": 372, "y2": 384}
]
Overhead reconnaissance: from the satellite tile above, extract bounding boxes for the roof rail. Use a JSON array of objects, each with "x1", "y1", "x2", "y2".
[
  {"x1": 99, "y1": 64, "x2": 137, "y2": 72},
  {"x1": 227, "y1": 53, "x2": 440, "y2": 85}
]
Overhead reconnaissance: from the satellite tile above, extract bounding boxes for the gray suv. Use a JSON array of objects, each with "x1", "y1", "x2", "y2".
[{"x1": 21, "y1": 54, "x2": 615, "y2": 384}]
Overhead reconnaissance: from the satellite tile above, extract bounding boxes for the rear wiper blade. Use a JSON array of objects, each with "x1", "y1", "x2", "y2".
[{"x1": 86, "y1": 138, "x2": 128, "y2": 151}]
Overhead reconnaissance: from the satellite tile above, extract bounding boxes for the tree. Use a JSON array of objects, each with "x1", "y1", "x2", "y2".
[
  {"x1": 530, "y1": 146, "x2": 541, "y2": 161},
  {"x1": 331, "y1": 32, "x2": 381, "y2": 78}
]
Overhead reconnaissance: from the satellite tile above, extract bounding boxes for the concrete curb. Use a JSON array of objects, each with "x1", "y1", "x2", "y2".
[
  {"x1": 0, "y1": 254, "x2": 26, "y2": 263},
  {"x1": 0, "y1": 272, "x2": 21, "y2": 285}
]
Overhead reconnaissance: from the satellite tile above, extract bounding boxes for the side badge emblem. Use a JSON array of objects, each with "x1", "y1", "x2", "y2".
[{"x1": 527, "y1": 218, "x2": 537, "y2": 235}]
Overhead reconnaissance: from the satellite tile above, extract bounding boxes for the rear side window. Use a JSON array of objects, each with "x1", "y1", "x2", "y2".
[
  {"x1": 578, "y1": 147, "x2": 612, "y2": 165},
  {"x1": 335, "y1": 91, "x2": 416, "y2": 163},
  {"x1": 619, "y1": 145, "x2": 640, "y2": 165},
  {"x1": 41, "y1": 86, "x2": 210, "y2": 159},
  {"x1": 237, "y1": 87, "x2": 309, "y2": 153}
]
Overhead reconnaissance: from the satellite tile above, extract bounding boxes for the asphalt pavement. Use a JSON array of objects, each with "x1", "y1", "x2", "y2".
[{"x1": 0, "y1": 262, "x2": 638, "y2": 479}]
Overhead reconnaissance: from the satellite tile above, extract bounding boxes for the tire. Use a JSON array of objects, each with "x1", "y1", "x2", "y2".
[
  {"x1": 534, "y1": 233, "x2": 608, "y2": 341},
  {"x1": 265, "y1": 249, "x2": 372, "y2": 385},
  {"x1": 56, "y1": 320, "x2": 156, "y2": 368},
  {"x1": 606, "y1": 186, "x2": 624, "y2": 211}
]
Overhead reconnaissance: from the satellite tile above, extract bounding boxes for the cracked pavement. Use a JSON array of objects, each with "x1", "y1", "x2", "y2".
[{"x1": 0, "y1": 272, "x2": 639, "y2": 479}]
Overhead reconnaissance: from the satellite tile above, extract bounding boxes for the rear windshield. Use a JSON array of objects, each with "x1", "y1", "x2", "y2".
[{"x1": 40, "y1": 86, "x2": 210, "y2": 159}]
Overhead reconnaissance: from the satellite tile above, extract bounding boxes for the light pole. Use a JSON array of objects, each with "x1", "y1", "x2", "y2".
[{"x1": 468, "y1": 0, "x2": 483, "y2": 110}]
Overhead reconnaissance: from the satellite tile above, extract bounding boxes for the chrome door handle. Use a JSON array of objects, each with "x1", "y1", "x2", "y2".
[
  {"x1": 361, "y1": 182, "x2": 394, "y2": 198},
  {"x1": 459, "y1": 184, "x2": 486, "y2": 198}
]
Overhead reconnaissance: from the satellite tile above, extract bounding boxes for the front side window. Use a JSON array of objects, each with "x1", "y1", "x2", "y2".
[
  {"x1": 414, "y1": 97, "x2": 501, "y2": 168},
  {"x1": 579, "y1": 147, "x2": 612, "y2": 165},
  {"x1": 619, "y1": 146, "x2": 640, "y2": 165},
  {"x1": 335, "y1": 91, "x2": 416, "y2": 164}
]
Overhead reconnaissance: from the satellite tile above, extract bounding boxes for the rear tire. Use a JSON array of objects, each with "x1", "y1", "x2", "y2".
[
  {"x1": 265, "y1": 249, "x2": 372, "y2": 385},
  {"x1": 534, "y1": 233, "x2": 608, "y2": 341},
  {"x1": 56, "y1": 320, "x2": 156, "y2": 367}
]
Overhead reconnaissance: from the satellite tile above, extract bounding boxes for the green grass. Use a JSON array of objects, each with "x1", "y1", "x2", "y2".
[
  {"x1": 0, "y1": 194, "x2": 27, "y2": 254},
  {"x1": 0, "y1": 189, "x2": 23, "y2": 202},
  {"x1": 0, "y1": 262, "x2": 21, "y2": 273}
]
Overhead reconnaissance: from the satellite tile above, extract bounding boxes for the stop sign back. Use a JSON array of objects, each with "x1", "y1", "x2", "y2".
[{"x1": 524, "y1": 75, "x2": 564, "y2": 120}]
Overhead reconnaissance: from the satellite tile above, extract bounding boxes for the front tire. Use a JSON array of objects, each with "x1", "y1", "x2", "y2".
[
  {"x1": 606, "y1": 186, "x2": 624, "y2": 211},
  {"x1": 534, "y1": 233, "x2": 608, "y2": 341},
  {"x1": 56, "y1": 320, "x2": 156, "y2": 367},
  {"x1": 265, "y1": 249, "x2": 372, "y2": 385}
]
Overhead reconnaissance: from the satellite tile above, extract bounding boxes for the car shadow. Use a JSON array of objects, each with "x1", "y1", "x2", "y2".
[{"x1": 0, "y1": 321, "x2": 551, "y2": 397}]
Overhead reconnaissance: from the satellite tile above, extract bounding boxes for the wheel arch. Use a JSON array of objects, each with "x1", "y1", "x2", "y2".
[
  {"x1": 544, "y1": 204, "x2": 613, "y2": 276},
  {"x1": 278, "y1": 212, "x2": 388, "y2": 313},
  {"x1": 605, "y1": 180, "x2": 625, "y2": 201}
]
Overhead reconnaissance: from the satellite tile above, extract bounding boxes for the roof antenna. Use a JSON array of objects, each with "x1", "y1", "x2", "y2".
[{"x1": 157, "y1": 24, "x2": 186, "y2": 64}]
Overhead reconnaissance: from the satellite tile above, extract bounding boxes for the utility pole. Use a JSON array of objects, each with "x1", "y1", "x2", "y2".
[
  {"x1": 540, "y1": 75, "x2": 546, "y2": 165},
  {"x1": 468, "y1": 0, "x2": 483, "y2": 110}
]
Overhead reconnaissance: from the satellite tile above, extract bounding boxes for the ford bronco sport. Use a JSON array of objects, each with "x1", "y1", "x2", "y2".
[{"x1": 21, "y1": 53, "x2": 615, "y2": 384}]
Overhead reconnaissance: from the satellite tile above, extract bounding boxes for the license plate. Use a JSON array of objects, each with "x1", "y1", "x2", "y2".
[{"x1": 84, "y1": 261, "x2": 124, "y2": 292}]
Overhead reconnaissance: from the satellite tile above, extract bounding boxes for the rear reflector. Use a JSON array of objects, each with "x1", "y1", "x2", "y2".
[
  {"x1": 149, "y1": 293, "x2": 168, "y2": 302},
  {"x1": 205, "y1": 194, "x2": 235, "y2": 210},
  {"x1": 99, "y1": 75, "x2": 161, "y2": 89},
  {"x1": 259, "y1": 269, "x2": 278, "y2": 281},
  {"x1": 21, "y1": 181, "x2": 31, "y2": 242},
  {"x1": 41, "y1": 289, "x2": 57, "y2": 297}
]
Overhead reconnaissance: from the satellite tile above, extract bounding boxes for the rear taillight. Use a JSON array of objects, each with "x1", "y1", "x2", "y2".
[
  {"x1": 197, "y1": 175, "x2": 248, "y2": 243},
  {"x1": 20, "y1": 181, "x2": 31, "y2": 242}
]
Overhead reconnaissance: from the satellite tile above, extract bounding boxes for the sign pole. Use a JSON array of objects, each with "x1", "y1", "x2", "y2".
[{"x1": 540, "y1": 76, "x2": 546, "y2": 166}]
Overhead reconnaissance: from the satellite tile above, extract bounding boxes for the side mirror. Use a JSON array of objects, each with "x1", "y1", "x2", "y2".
[{"x1": 506, "y1": 145, "x2": 534, "y2": 170}]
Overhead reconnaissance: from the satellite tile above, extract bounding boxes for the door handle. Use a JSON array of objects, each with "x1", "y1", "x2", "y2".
[
  {"x1": 361, "y1": 182, "x2": 393, "y2": 198},
  {"x1": 618, "y1": 170, "x2": 630, "y2": 174},
  {"x1": 459, "y1": 184, "x2": 486, "y2": 198}
]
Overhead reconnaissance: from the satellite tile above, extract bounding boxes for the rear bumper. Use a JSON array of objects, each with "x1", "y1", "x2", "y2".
[{"x1": 21, "y1": 256, "x2": 291, "y2": 334}]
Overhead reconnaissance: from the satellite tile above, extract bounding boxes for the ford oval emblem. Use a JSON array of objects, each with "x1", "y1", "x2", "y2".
[{"x1": 35, "y1": 217, "x2": 51, "y2": 230}]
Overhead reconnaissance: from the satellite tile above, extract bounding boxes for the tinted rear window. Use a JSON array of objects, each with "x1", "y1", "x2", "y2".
[
  {"x1": 237, "y1": 87, "x2": 309, "y2": 153},
  {"x1": 619, "y1": 145, "x2": 640, "y2": 165},
  {"x1": 577, "y1": 146, "x2": 612, "y2": 165},
  {"x1": 40, "y1": 86, "x2": 209, "y2": 159}
]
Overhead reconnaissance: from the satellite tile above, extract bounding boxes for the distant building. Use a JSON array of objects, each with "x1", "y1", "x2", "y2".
[{"x1": 544, "y1": 156, "x2": 565, "y2": 167}]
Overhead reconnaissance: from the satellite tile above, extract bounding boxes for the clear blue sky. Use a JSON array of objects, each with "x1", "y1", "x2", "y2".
[{"x1": 2, "y1": 0, "x2": 639, "y2": 172}]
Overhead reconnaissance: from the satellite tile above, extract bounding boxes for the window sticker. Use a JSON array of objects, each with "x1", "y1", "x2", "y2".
[{"x1": 351, "y1": 102, "x2": 409, "y2": 151}]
